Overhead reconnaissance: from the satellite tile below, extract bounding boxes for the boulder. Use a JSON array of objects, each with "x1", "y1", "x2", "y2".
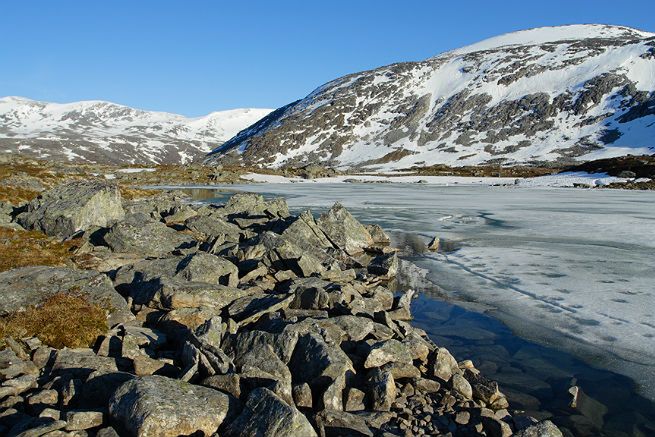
[
  {"x1": 0, "y1": 266, "x2": 132, "y2": 326},
  {"x1": 514, "y1": 420, "x2": 563, "y2": 437},
  {"x1": 226, "y1": 293, "x2": 294, "y2": 325},
  {"x1": 317, "y1": 203, "x2": 373, "y2": 255},
  {"x1": 157, "y1": 279, "x2": 253, "y2": 310},
  {"x1": 109, "y1": 375, "x2": 235, "y2": 437},
  {"x1": 17, "y1": 180, "x2": 124, "y2": 238},
  {"x1": 364, "y1": 339, "x2": 412, "y2": 368},
  {"x1": 366, "y1": 224, "x2": 390, "y2": 245},
  {"x1": 431, "y1": 347, "x2": 459, "y2": 382},
  {"x1": 222, "y1": 193, "x2": 289, "y2": 218},
  {"x1": 367, "y1": 252, "x2": 399, "y2": 278},
  {"x1": 226, "y1": 329, "x2": 299, "y2": 365},
  {"x1": 175, "y1": 252, "x2": 239, "y2": 287},
  {"x1": 368, "y1": 368, "x2": 396, "y2": 411},
  {"x1": 289, "y1": 333, "x2": 355, "y2": 411},
  {"x1": 223, "y1": 387, "x2": 317, "y2": 437},
  {"x1": 185, "y1": 215, "x2": 243, "y2": 243},
  {"x1": 51, "y1": 349, "x2": 119, "y2": 379},
  {"x1": 103, "y1": 213, "x2": 194, "y2": 257}
]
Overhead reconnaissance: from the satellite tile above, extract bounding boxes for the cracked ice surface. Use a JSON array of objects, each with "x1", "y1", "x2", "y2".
[{"x1": 210, "y1": 183, "x2": 655, "y2": 399}]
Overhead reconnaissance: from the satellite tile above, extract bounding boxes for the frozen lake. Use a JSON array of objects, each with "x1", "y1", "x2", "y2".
[{"x1": 181, "y1": 183, "x2": 655, "y2": 401}]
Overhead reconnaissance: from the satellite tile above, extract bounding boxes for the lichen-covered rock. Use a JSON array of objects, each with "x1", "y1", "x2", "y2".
[
  {"x1": 109, "y1": 375, "x2": 235, "y2": 437},
  {"x1": 223, "y1": 387, "x2": 317, "y2": 437},
  {"x1": 222, "y1": 193, "x2": 289, "y2": 218},
  {"x1": 514, "y1": 420, "x2": 563, "y2": 437},
  {"x1": 17, "y1": 180, "x2": 124, "y2": 238},
  {"x1": 317, "y1": 203, "x2": 373, "y2": 255},
  {"x1": 103, "y1": 213, "x2": 194, "y2": 257},
  {"x1": 175, "y1": 252, "x2": 239, "y2": 287}
]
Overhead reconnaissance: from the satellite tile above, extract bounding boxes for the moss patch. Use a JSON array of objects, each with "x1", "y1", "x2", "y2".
[
  {"x1": 0, "y1": 227, "x2": 77, "y2": 272},
  {"x1": 0, "y1": 292, "x2": 108, "y2": 349}
]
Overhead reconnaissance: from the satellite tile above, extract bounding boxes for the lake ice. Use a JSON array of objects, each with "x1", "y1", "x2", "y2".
[{"x1": 197, "y1": 183, "x2": 655, "y2": 401}]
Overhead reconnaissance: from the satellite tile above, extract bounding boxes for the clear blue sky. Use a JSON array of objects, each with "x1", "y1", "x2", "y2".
[{"x1": 2, "y1": 0, "x2": 653, "y2": 116}]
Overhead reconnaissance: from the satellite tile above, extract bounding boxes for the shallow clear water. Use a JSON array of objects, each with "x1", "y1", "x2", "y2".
[{"x1": 177, "y1": 184, "x2": 655, "y2": 436}]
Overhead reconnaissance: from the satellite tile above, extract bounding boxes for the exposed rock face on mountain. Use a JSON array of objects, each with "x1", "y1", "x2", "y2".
[
  {"x1": 206, "y1": 25, "x2": 655, "y2": 169},
  {"x1": 0, "y1": 97, "x2": 271, "y2": 164}
]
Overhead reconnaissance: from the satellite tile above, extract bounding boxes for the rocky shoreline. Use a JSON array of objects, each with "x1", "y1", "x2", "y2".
[{"x1": 0, "y1": 180, "x2": 562, "y2": 436}]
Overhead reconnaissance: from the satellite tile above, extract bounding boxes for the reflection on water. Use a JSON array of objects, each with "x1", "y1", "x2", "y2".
[
  {"x1": 410, "y1": 286, "x2": 655, "y2": 436},
  {"x1": 180, "y1": 186, "x2": 655, "y2": 436}
]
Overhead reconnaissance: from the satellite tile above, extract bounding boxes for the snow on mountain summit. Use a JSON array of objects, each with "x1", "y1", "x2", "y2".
[
  {"x1": 206, "y1": 24, "x2": 655, "y2": 169},
  {"x1": 451, "y1": 24, "x2": 655, "y2": 55},
  {"x1": 0, "y1": 97, "x2": 272, "y2": 164}
]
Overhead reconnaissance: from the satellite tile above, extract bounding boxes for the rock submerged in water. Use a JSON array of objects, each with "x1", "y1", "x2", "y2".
[{"x1": 0, "y1": 182, "x2": 563, "y2": 436}]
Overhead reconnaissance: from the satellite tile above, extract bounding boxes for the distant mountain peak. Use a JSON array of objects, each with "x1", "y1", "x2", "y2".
[
  {"x1": 0, "y1": 97, "x2": 272, "y2": 164},
  {"x1": 206, "y1": 24, "x2": 655, "y2": 169}
]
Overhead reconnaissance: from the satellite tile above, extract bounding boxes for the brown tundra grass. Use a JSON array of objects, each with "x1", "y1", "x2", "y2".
[{"x1": 0, "y1": 292, "x2": 108, "y2": 349}]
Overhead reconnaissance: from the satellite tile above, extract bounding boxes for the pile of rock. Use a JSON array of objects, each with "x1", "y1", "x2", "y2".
[{"x1": 0, "y1": 180, "x2": 562, "y2": 436}]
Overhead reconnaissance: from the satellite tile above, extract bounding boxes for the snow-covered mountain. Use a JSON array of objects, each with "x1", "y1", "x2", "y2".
[
  {"x1": 206, "y1": 24, "x2": 655, "y2": 169},
  {"x1": 0, "y1": 97, "x2": 271, "y2": 164}
]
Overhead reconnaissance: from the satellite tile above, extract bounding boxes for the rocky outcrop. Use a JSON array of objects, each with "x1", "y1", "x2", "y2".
[
  {"x1": 0, "y1": 184, "x2": 562, "y2": 436},
  {"x1": 17, "y1": 180, "x2": 124, "y2": 238}
]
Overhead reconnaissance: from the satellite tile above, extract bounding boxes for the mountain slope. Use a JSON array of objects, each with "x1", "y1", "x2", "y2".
[
  {"x1": 0, "y1": 97, "x2": 271, "y2": 164},
  {"x1": 206, "y1": 24, "x2": 655, "y2": 169}
]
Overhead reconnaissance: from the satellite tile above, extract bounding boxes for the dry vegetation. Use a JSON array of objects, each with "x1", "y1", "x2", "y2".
[
  {"x1": 0, "y1": 186, "x2": 40, "y2": 204},
  {"x1": 0, "y1": 292, "x2": 108, "y2": 349},
  {"x1": 118, "y1": 186, "x2": 160, "y2": 200},
  {"x1": 0, "y1": 227, "x2": 77, "y2": 272}
]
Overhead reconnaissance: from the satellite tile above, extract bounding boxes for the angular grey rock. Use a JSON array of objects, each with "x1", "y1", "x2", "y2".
[
  {"x1": 157, "y1": 278, "x2": 254, "y2": 310},
  {"x1": 10, "y1": 417, "x2": 67, "y2": 437},
  {"x1": 345, "y1": 387, "x2": 366, "y2": 412},
  {"x1": 96, "y1": 427, "x2": 121, "y2": 437},
  {"x1": 175, "y1": 252, "x2": 239, "y2": 287},
  {"x1": 103, "y1": 213, "x2": 194, "y2": 257},
  {"x1": 109, "y1": 375, "x2": 235, "y2": 437},
  {"x1": 226, "y1": 329, "x2": 299, "y2": 364},
  {"x1": 0, "y1": 266, "x2": 132, "y2": 326},
  {"x1": 202, "y1": 373, "x2": 241, "y2": 398},
  {"x1": 317, "y1": 203, "x2": 373, "y2": 255},
  {"x1": 222, "y1": 193, "x2": 289, "y2": 218},
  {"x1": 65, "y1": 410, "x2": 104, "y2": 431},
  {"x1": 315, "y1": 410, "x2": 374, "y2": 437},
  {"x1": 224, "y1": 387, "x2": 317, "y2": 437},
  {"x1": 292, "y1": 383, "x2": 313, "y2": 409},
  {"x1": 366, "y1": 224, "x2": 390, "y2": 245},
  {"x1": 368, "y1": 368, "x2": 396, "y2": 412},
  {"x1": 289, "y1": 333, "x2": 355, "y2": 411},
  {"x1": 51, "y1": 349, "x2": 119, "y2": 379},
  {"x1": 185, "y1": 214, "x2": 243, "y2": 243},
  {"x1": 431, "y1": 347, "x2": 459, "y2": 382},
  {"x1": 238, "y1": 345, "x2": 293, "y2": 404},
  {"x1": 367, "y1": 252, "x2": 399, "y2": 278},
  {"x1": 514, "y1": 420, "x2": 563, "y2": 437},
  {"x1": 17, "y1": 180, "x2": 124, "y2": 238},
  {"x1": 226, "y1": 293, "x2": 294, "y2": 325},
  {"x1": 364, "y1": 339, "x2": 412, "y2": 368},
  {"x1": 451, "y1": 373, "x2": 473, "y2": 400}
]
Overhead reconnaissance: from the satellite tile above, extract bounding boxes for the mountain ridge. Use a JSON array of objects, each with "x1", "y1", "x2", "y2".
[
  {"x1": 0, "y1": 96, "x2": 272, "y2": 164},
  {"x1": 206, "y1": 24, "x2": 655, "y2": 169}
]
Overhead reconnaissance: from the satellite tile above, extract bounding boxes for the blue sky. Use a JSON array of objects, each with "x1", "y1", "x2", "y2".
[{"x1": 2, "y1": 1, "x2": 654, "y2": 116}]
